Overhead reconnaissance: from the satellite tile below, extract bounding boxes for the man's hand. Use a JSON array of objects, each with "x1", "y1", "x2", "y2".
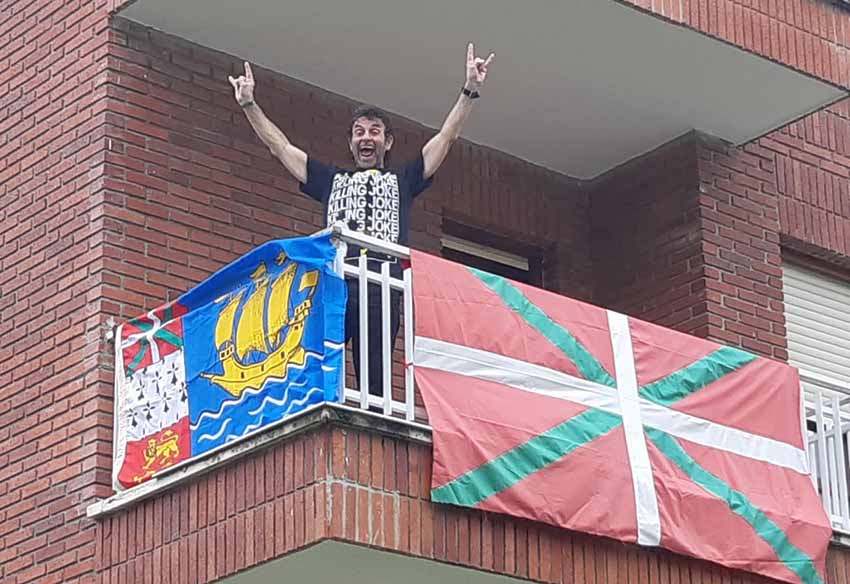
[
  {"x1": 228, "y1": 61, "x2": 256, "y2": 107},
  {"x1": 423, "y1": 42, "x2": 494, "y2": 179},
  {"x1": 465, "y1": 43, "x2": 494, "y2": 92},
  {"x1": 230, "y1": 60, "x2": 308, "y2": 182}
]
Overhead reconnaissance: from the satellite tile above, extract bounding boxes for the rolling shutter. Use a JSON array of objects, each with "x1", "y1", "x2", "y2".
[{"x1": 784, "y1": 262, "x2": 850, "y2": 381}]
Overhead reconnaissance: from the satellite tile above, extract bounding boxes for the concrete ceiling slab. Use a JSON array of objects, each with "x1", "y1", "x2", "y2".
[
  {"x1": 120, "y1": 0, "x2": 846, "y2": 178},
  {"x1": 219, "y1": 541, "x2": 529, "y2": 584}
]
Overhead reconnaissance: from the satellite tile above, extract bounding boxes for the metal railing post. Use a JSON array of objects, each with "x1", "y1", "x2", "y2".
[
  {"x1": 831, "y1": 391, "x2": 850, "y2": 530},
  {"x1": 330, "y1": 226, "x2": 421, "y2": 422},
  {"x1": 403, "y1": 267, "x2": 415, "y2": 422},
  {"x1": 381, "y1": 261, "x2": 392, "y2": 416},
  {"x1": 800, "y1": 369, "x2": 850, "y2": 532},
  {"x1": 331, "y1": 236, "x2": 348, "y2": 403},
  {"x1": 358, "y1": 254, "x2": 369, "y2": 410}
]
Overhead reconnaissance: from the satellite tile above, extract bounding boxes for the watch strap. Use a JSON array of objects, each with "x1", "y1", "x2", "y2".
[{"x1": 461, "y1": 86, "x2": 480, "y2": 99}]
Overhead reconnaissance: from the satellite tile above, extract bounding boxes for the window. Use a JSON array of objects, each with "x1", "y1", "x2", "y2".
[
  {"x1": 439, "y1": 220, "x2": 544, "y2": 286},
  {"x1": 783, "y1": 262, "x2": 850, "y2": 380}
]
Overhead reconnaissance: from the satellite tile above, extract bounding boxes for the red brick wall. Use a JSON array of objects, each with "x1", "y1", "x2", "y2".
[
  {"x1": 0, "y1": 1, "x2": 125, "y2": 582},
  {"x1": 624, "y1": 0, "x2": 850, "y2": 87},
  {"x1": 589, "y1": 132, "x2": 788, "y2": 360},
  {"x1": 770, "y1": 102, "x2": 850, "y2": 267},
  {"x1": 695, "y1": 134, "x2": 787, "y2": 360},
  {"x1": 97, "y1": 428, "x2": 330, "y2": 583},
  {"x1": 96, "y1": 421, "x2": 850, "y2": 584},
  {"x1": 589, "y1": 134, "x2": 706, "y2": 335}
]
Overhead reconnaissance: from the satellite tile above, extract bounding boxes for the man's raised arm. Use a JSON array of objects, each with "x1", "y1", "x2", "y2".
[
  {"x1": 229, "y1": 62, "x2": 308, "y2": 184},
  {"x1": 422, "y1": 43, "x2": 494, "y2": 180}
]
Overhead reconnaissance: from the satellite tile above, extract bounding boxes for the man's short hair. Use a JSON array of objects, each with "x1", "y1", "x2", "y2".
[{"x1": 349, "y1": 105, "x2": 394, "y2": 140}]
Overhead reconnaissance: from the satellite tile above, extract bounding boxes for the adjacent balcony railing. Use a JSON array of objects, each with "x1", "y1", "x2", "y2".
[{"x1": 802, "y1": 370, "x2": 850, "y2": 533}]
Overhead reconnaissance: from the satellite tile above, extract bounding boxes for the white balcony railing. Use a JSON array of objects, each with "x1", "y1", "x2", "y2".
[
  {"x1": 802, "y1": 370, "x2": 850, "y2": 533},
  {"x1": 329, "y1": 224, "x2": 420, "y2": 423}
]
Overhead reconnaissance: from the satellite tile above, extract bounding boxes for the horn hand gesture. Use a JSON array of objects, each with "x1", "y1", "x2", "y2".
[
  {"x1": 228, "y1": 61, "x2": 256, "y2": 107},
  {"x1": 465, "y1": 43, "x2": 494, "y2": 92}
]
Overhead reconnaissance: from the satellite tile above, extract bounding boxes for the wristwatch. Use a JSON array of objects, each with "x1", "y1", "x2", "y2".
[{"x1": 461, "y1": 87, "x2": 480, "y2": 99}]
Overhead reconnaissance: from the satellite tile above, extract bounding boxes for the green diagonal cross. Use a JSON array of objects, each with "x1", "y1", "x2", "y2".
[
  {"x1": 124, "y1": 310, "x2": 184, "y2": 376},
  {"x1": 428, "y1": 270, "x2": 821, "y2": 584}
]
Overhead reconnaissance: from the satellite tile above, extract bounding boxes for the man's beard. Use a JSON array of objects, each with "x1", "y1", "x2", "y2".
[{"x1": 354, "y1": 150, "x2": 384, "y2": 169}]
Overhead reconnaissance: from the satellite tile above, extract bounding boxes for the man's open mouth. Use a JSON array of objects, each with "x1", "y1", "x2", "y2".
[{"x1": 359, "y1": 145, "x2": 375, "y2": 158}]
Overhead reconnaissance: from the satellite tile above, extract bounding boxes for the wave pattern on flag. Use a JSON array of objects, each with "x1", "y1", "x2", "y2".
[
  {"x1": 411, "y1": 250, "x2": 830, "y2": 584},
  {"x1": 113, "y1": 234, "x2": 346, "y2": 490}
]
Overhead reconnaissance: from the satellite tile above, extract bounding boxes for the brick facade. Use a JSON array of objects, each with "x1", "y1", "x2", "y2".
[
  {"x1": 773, "y1": 103, "x2": 850, "y2": 268},
  {"x1": 697, "y1": 134, "x2": 788, "y2": 360},
  {"x1": 589, "y1": 132, "x2": 789, "y2": 360},
  {"x1": 96, "y1": 413, "x2": 850, "y2": 583},
  {"x1": 2, "y1": 1, "x2": 850, "y2": 582},
  {"x1": 624, "y1": 0, "x2": 850, "y2": 88},
  {"x1": 0, "y1": 1, "x2": 123, "y2": 583},
  {"x1": 590, "y1": 134, "x2": 705, "y2": 334}
]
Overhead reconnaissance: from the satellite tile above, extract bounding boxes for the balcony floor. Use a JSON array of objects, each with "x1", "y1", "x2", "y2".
[{"x1": 219, "y1": 541, "x2": 528, "y2": 584}]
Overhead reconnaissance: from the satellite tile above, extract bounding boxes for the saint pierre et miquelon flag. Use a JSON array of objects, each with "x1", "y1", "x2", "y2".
[
  {"x1": 411, "y1": 250, "x2": 830, "y2": 584},
  {"x1": 112, "y1": 234, "x2": 345, "y2": 490}
]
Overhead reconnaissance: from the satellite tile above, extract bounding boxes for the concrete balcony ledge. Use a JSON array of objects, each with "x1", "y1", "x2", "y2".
[{"x1": 87, "y1": 403, "x2": 431, "y2": 519}]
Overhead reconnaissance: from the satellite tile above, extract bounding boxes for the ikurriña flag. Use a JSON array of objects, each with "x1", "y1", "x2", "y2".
[
  {"x1": 113, "y1": 233, "x2": 345, "y2": 489},
  {"x1": 411, "y1": 250, "x2": 831, "y2": 584}
]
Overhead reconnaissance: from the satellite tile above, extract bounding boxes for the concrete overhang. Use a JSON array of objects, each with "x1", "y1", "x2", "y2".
[
  {"x1": 219, "y1": 540, "x2": 529, "y2": 584},
  {"x1": 118, "y1": 0, "x2": 847, "y2": 179}
]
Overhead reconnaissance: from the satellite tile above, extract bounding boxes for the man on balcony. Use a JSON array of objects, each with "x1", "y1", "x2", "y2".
[{"x1": 229, "y1": 44, "x2": 494, "y2": 397}]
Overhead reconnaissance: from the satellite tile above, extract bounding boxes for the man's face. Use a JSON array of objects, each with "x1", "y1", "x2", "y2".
[{"x1": 349, "y1": 117, "x2": 393, "y2": 169}]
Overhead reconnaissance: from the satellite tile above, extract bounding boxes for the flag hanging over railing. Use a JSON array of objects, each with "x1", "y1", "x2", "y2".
[
  {"x1": 113, "y1": 234, "x2": 346, "y2": 489},
  {"x1": 411, "y1": 250, "x2": 831, "y2": 584}
]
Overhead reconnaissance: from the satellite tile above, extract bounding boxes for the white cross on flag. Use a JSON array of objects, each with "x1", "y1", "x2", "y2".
[{"x1": 411, "y1": 251, "x2": 831, "y2": 584}]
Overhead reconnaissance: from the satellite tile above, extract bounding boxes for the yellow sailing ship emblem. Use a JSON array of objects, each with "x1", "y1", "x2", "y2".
[{"x1": 202, "y1": 253, "x2": 320, "y2": 398}]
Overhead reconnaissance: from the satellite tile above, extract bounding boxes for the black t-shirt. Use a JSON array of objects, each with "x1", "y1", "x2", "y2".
[{"x1": 299, "y1": 155, "x2": 433, "y2": 264}]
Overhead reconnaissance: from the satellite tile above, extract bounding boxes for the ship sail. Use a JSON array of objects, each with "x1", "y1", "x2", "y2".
[
  {"x1": 299, "y1": 270, "x2": 319, "y2": 292},
  {"x1": 201, "y1": 263, "x2": 322, "y2": 398},
  {"x1": 266, "y1": 263, "x2": 297, "y2": 348},
  {"x1": 235, "y1": 264, "x2": 270, "y2": 361},
  {"x1": 214, "y1": 291, "x2": 244, "y2": 351}
]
